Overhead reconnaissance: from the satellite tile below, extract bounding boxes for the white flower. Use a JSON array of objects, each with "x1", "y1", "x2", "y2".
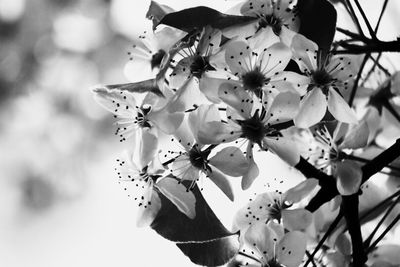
[
  {"x1": 198, "y1": 85, "x2": 301, "y2": 189},
  {"x1": 291, "y1": 34, "x2": 358, "y2": 128},
  {"x1": 223, "y1": 0, "x2": 300, "y2": 46},
  {"x1": 125, "y1": 27, "x2": 185, "y2": 82},
  {"x1": 302, "y1": 122, "x2": 369, "y2": 195},
  {"x1": 238, "y1": 221, "x2": 307, "y2": 267},
  {"x1": 116, "y1": 151, "x2": 196, "y2": 227},
  {"x1": 233, "y1": 178, "x2": 317, "y2": 232}
]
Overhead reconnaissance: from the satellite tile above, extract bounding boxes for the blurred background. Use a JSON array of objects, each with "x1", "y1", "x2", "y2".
[{"x1": 0, "y1": 0, "x2": 400, "y2": 267}]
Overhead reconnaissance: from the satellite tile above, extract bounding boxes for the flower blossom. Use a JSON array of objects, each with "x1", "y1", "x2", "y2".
[
  {"x1": 93, "y1": 88, "x2": 183, "y2": 163},
  {"x1": 125, "y1": 26, "x2": 185, "y2": 82},
  {"x1": 233, "y1": 178, "x2": 318, "y2": 232},
  {"x1": 198, "y1": 85, "x2": 301, "y2": 189},
  {"x1": 302, "y1": 122, "x2": 370, "y2": 195},
  {"x1": 165, "y1": 107, "x2": 249, "y2": 200},
  {"x1": 115, "y1": 149, "x2": 196, "y2": 227},
  {"x1": 291, "y1": 34, "x2": 358, "y2": 128},
  {"x1": 237, "y1": 221, "x2": 307, "y2": 267},
  {"x1": 224, "y1": 0, "x2": 300, "y2": 46}
]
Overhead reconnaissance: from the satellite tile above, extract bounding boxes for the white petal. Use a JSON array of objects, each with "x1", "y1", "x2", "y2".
[
  {"x1": 272, "y1": 71, "x2": 310, "y2": 96},
  {"x1": 136, "y1": 190, "x2": 162, "y2": 227},
  {"x1": 92, "y1": 87, "x2": 137, "y2": 118},
  {"x1": 295, "y1": 88, "x2": 327, "y2": 128},
  {"x1": 242, "y1": 142, "x2": 259, "y2": 190},
  {"x1": 218, "y1": 82, "x2": 253, "y2": 118},
  {"x1": 336, "y1": 160, "x2": 362, "y2": 195},
  {"x1": 277, "y1": 231, "x2": 307, "y2": 267},
  {"x1": 263, "y1": 136, "x2": 300, "y2": 166},
  {"x1": 291, "y1": 34, "x2": 318, "y2": 74},
  {"x1": 148, "y1": 109, "x2": 184, "y2": 134},
  {"x1": 281, "y1": 208, "x2": 313, "y2": 231},
  {"x1": 168, "y1": 77, "x2": 209, "y2": 113},
  {"x1": 199, "y1": 76, "x2": 226, "y2": 103},
  {"x1": 209, "y1": 146, "x2": 249, "y2": 177},
  {"x1": 339, "y1": 121, "x2": 369, "y2": 150},
  {"x1": 225, "y1": 41, "x2": 253, "y2": 75},
  {"x1": 328, "y1": 88, "x2": 358, "y2": 124},
  {"x1": 265, "y1": 91, "x2": 300, "y2": 124},
  {"x1": 243, "y1": 222, "x2": 276, "y2": 261},
  {"x1": 138, "y1": 127, "x2": 158, "y2": 168},
  {"x1": 207, "y1": 166, "x2": 235, "y2": 201},
  {"x1": 279, "y1": 26, "x2": 297, "y2": 47},
  {"x1": 259, "y1": 42, "x2": 292, "y2": 76},
  {"x1": 198, "y1": 121, "x2": 242, "y2": 144},
  {"x1": 169, "y1": 56, "x2": 192, "y2": 89},
  {"x1": 188, "y1": 104, "x2": 221, "y2": 143},
  {"x1": 327, "y1": 56, "x2": 356, "y2": 83},
  {"x1": 283, "y1": 178, "x2": 318, "y2": 204},
  {"x1": 197, "y1": 26, "x2": 222, "y2": 55},
  {"x1": 171, "y1": 155, "x2": 198, "y2": 181},
  {"x1": 156, "y1": 176, "x2": 196, "y2": 219},
  {"x1": 248, "y1": 27, "x2": 280, "y2": 52}
]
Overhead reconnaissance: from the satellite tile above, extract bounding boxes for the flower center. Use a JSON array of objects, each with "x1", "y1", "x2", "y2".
[
  {"x1": 311, "y1": 69, "x2": 333, "y2": 94},
  {"x1": 150, "y1": 49, "x2": 166, "y2": 69},
  {"x1": 188, "y1": 145, "x2": 210, "y2": 170},
  {"x1": 190, "y1": 55, "x2": 215, "y2": 78},
  {"x1": 265, "y1": 258, "x2": 284, "y2": 267},
  {"x1": 259, "y1": 14, "x2": 283, "y2": 35},
  {"x1": 135, "y1": 105, "x2": 152, "y2": 128},
  {"x1": 238, "y1": 111, "x2": 266, "y2": 144},
  {"x1": 242, "y1": 67, "x2": 269, "y2": 98}
]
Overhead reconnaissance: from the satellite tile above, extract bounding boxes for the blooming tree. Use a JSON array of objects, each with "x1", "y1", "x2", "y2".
[{"x1": 92, "y1": 1, "x2": 400, "y2": 266}]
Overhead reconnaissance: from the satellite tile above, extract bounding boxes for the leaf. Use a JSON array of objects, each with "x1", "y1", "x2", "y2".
[
  {"x1": 156, "y1": 176, "x2": 196, "y2": 219},
  {"x1": 159, "y1": 6, "x2": 256, "y2": 32},
  {"x1": 105, "y1": 79, "x2": 163, "y2": 97},
  {"x1": 146, "y1": 1, "x2": 175, "y2": 30},
  {"x1": 150, "y1": 177, "x2": 236, "y2": 242},
  {"x1": 176, "y1": 235, "x2": 240, "y2": 267},
  {"x1": 297, "y1": 0, "x2": 337, "y2": 57}
]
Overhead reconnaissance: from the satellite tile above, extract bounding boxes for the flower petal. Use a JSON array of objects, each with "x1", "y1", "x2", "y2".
[
  {"x1": 339, "y1": 121, "x2": 369, "y2": 150},
  {"x1": 295, "y1": 88, "x2": 327, "y2": 128},
  {"x1": 282, "y1": 208, "x2": 312, "y2": 231},
  {"x1": 283, "y1": 178, "x2": 318, "y2": 204},
  {"x1": 168, "y1": 77, "x2": 209, "y2": 113},
  {"x1": 219, "y1": 82, "x2": 253, "y2": 118},
  {"x1": 263, "y1": 136, "x2": 300, "y2": 166},
  {"x1": 199, "y1": 76, "x2": 226, "y2": 103},
  {"x1": 92, "y1": 87, "x2": 137, "y2": 118},
  {"x1": 291, "y1": 33, "x2": 318, "y2": 74},
  {"x1": 209, "y1": 146, "x2": 249, "y2": 177},
  {"x1": 225, "y1": 41, "x2": 253, "y2": 75},
  {"x1": 276, "y1": 231, "x2": 307, "y2": 267},
  {"x1": 259, "y1": 42, "x2": 292, "y2": 76},
  {"x1": 336, "y1": 160, "x2": 362, "y2": 195},
  {"x1": 328, "y1": 88, "x2": 358, "y2": 124},
  {"x1": 198, "y1": 121, "x2": 242, "y2": 144},
  {"x1": 265, "y1": 91, "x2": 300, "y2": 124},
  {"x1": 136, "y1": 190, "x2": 162, "y2": 227},
  {"x1": 207, "y1": 165, "x2": 235, "y2": 201},
  {"x1": 156, "y1": 176, "x2": 196, "y2": 219},
  {"x1": 138, "y1": 127, "x2": 158, "y2": 168},
  {"x1": 169, "y1": 56, "x2": 193, "y2": 89},
  {"x1": 243, "y1": 222, "x2": 277, "y2": 262},
  {"x1": 148, "y1": 108, "x2": 184, "y2": 134},
  {"x1": 242, "y1": 142, "x2": 259, "y2": 190},
  {"x1": 188, "y1": 104, "x2": 220, "y2": 143}
]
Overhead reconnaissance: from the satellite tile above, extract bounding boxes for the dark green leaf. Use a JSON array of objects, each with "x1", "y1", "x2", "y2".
[
  {"x1": 146, "y1": 1, "x2": 175, "y2": 30},
  {"x1": 159, "y1": 6, "x2": 256, "y2": 32},
  {"x1": 105, "y1": 79, "x2": 163, "y2": 97},
  {"x1": 177, "y1": 235, "x2": 240, "y2": 267},
  {"x1": 150, "y1": 178, "x2": 237, "y2": 242},
  {"x1": 297, "y1": 0, "x2": 337, "y2": 56}
]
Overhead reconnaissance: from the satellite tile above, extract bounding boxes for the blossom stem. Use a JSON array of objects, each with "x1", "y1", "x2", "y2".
[
  {"x1": 366, "y1": 213, "x2": 400, "y2": 253},
  {"x1": 374, "y1": 0, "x2": 389, "y2": 33},
  {"x1": 352, "y1": 0, "x2": 377, "y2": 40},
  {"x1": 303, "y1": 211, "x2": 343, "y2": 267},
  {"x1": 343, "y1": 0, "x2": 365, "y2": 36},
  {"x1": 345, "y1": 154, "x2": 400, "y2": 173},
  {"x1": 305, "y1": 250, "x2": 317, "y2": 267},
  {"x1": 342, "y1": 194, "x2": 367, "y2": 267},
  {"x1": 348, "y1": 53, "x2": 369, "y2": 106},
  {"x1": 383, "y1": 100, "x2": 400, "y2": 124},
  {"x1": 334, "y1": 39, "x2": 400, "y2": 54},
  {"x1": 363, "y1": 193, "x2": 400, "y2": 248}
]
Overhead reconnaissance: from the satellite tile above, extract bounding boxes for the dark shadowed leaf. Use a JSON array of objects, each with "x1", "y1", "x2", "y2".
[
  {"x1": 177, "y1": 235, "x2": 240, "y2": 267},
  {"x1": 297, "y1": 0, "x2": 337, "y2": 56},
  {"x1": 150, "y1": 178, "x2": 237, "y2": 242},
  {"x1": 105, "y1": 79, "x2": 163, "y2": 96},
  {"x1": 146, "y1": 1, "x2": 175, "y2": 30},
  {"x1": 159, "y1": 6, "x2": 256, "y2": 32}
]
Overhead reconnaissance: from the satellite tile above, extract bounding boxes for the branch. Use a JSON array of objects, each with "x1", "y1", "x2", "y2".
[
  {"x1": 341, "y1": 194, "x2": 367, "y2": 266},
  {"x1": 334, "y1": 39, "x2": 400, "y2": 54}
]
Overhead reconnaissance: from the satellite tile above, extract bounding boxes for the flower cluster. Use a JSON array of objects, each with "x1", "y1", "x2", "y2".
[{"x1": 91, "y1": 0, "x2": 400, "y2": 266}]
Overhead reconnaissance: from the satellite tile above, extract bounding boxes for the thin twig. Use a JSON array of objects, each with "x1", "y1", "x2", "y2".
[
  {"x1": 353, "y1": 0, "x2": 377, "y2": 39},
  {"x1": 349, "y1": 53, "x2": 369, "y2": 106},
  {"x1": 374, "y1": 0, "x2": 389, "y2": 34},
  {"x1": 366, "y1": 213, "x2": 400, "y2": 253}
]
